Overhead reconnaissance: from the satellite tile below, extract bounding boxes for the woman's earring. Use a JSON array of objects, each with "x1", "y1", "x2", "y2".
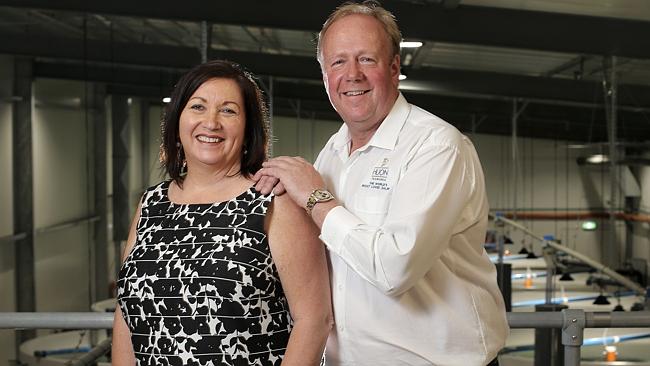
[{"x1": 176, "y1": 142, "x2": 186, "y2": 173}]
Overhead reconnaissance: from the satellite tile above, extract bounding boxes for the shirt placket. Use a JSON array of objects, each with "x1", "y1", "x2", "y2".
[{"x1": 332, "y1": 150, "x2": 362, "y2": 345}]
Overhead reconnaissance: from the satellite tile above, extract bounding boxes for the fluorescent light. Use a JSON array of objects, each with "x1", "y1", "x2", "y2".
[
  {"x1": 586, "y1": 154, "x2": 609, "y2": 164},
  {"x1": 582, "y1": 221, "x2": 597, "y2": 231},
  {"x1": 398, "y1": 74, "x2": 407, "y2": 81},
  {"x1": 162, "y1": 97, "x2": 171, "y2": 103},
  {"x1": 567, "y1": 144, "x2": 589, "y2": 149},
  {"x1": 400, "y1": 41, "x2": 423, "y2": 48}
]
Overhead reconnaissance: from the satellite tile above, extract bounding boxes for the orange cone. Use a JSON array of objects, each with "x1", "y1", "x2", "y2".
[{"x1": 604, "y1": 346, "x2": 617, "y2": 362}]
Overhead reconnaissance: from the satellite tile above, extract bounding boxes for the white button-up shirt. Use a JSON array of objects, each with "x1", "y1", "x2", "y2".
[{"x1": 316, "y1": 94, "x2": 509, "y2": 366}]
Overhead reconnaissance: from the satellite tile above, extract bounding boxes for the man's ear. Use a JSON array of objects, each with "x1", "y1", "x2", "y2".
[
  {"x1": 391, "y1": 54, "x2": 401, "y2": 81},
  {"x1": 322, "y1": 72, "x2": 331, "y2": 100}
]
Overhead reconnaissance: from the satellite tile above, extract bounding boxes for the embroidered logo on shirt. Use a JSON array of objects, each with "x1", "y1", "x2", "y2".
[{"x1": 361, "y1": 158, "x2": 391, "y2": 191}]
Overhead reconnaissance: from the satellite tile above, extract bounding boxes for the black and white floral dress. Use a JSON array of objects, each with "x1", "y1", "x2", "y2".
[{"x1": 117, "y1": 180, "x2": 291, "y2": 366}]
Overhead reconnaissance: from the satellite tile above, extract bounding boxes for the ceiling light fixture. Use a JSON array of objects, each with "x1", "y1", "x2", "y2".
[
  {"x1": 399, "y1": 74, "x2": 407, "y2": 81},
  {"x1": 400, "y1": 41, "x2": 423, "y2": 48},
  {"x1": 581, "y1": 221, "x2": 597, "y2": 231},
  {"x1": 586, "y1": 154, "x2": 609, "y2": 164},
  {"x1": 162, "y1": 97, "x2": 171, "y2": 103}
]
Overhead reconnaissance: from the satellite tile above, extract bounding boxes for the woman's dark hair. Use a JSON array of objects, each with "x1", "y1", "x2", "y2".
[{"x1": 161, "y1": 60, "x2": 269, "y2": 186}]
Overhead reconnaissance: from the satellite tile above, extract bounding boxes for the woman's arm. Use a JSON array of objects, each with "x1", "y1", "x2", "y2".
[
  {"x1": 266, "y1": 194, "x2": 333, "y2": 366},
  {"x1": 111, "y1": 202, "x2": 141, "y2": 366},
  {"x1": 112, "y1": 306, "x2": 135, "y2": 365}
]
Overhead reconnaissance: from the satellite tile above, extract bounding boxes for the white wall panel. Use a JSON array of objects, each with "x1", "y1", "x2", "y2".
[
  {"x1": 271, "y1": 116, "x2": 341, "y2": 162},
  {"x1": 0, "y1": 55, "x2": 13, "y2": 236},
  {"x1": 0, "y1": 53, "x2": 15, "y2": 366},
  {"x1": 127, "y1": 98, "x2": 143, "y2": 210},
  {"x1": 32, "y1": 78, "x2": 91, "y2": 314},
  {"x1": 146, "y1": 105, "x2": 164, "y2": 187}
]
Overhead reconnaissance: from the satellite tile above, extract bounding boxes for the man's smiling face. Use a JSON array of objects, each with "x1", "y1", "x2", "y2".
[{"x1": 320, "y1": 14, "x2": 400, "y2": 130}]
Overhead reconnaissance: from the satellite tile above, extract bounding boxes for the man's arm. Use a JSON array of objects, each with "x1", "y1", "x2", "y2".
[
  {"x1": 322, "y1": 143, "x2": 476, "y2": 295},
  {"x1": 256, "y1": 140, "x2": 481, "y2": 296}
]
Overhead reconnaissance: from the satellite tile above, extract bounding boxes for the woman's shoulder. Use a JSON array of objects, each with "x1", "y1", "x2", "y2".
[
  {"x1": 140, "y1": 180, "x2": 171, "y2": 206},
  {"x1": 266, "y1": 193, "x2": 310, "y2": 229},
  {"x1": 145, "y1": 180, "x2": 170, "y2": 192},
  {"x1": 270, "y1": 193, "x2": 301, "y2": 212}
]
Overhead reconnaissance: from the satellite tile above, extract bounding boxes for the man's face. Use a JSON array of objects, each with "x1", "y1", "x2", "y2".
[{"x1": 320, "y1": 14, "x2": 400, "y2": 129}]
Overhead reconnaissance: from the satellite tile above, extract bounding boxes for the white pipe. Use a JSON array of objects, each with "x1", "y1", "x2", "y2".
[
  {"x1": 0, "y1": 312, "x2": 113, "y2": 329},
  {"x1": 491, "y1": 214, "x2": 647, "y2": 296},
  {"x1": 506, "y1": 310, "x2": 650, "y2": 328},
  {"x1": 1, "y1": 311, "x2": 649, "y2": 330}
]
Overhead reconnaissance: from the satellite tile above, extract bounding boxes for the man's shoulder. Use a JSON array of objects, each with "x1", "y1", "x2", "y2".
[
  {"x1": 315, "y1": 126, "x2": 345, "y2": 168},
  {"x1": 320, "y1": 129, "x2": 342, "y2": 152},
  {"x1": 403, "y1": 103, "x2": 464, "y2": 147},
  {"x1": 406, "y1": 103, "x2": 456, "y2": 131}
]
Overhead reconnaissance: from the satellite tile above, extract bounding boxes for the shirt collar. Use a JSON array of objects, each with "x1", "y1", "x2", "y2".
[
  {"x1": 331, "y1": 93, "x2": 410, "y2": 154},
  {"x1": 332, "y1": 123, "x2": 352, "y2": 152},
  {"x1": 366, "y1": 93, "x2": 410, "y2": 151}
]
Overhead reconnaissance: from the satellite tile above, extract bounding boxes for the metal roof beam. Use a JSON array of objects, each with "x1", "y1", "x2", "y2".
[
  {"x1": 401, "y1": 67, "x2": 650, "y2": 109},
  {"x1": 0, "y1": 34, "x2": 321, "y2": 78},
  {"x1": 2, "y1": 0, "x2": 650, "y2": 58},
  {"x1": 5, "y1": 33, "x2": 650, "y2": 108}
]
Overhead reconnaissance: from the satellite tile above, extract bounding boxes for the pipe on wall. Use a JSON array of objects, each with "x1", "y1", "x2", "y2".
[{"x1": 492, "y1": 211, "x2": 650, "y2": 223}]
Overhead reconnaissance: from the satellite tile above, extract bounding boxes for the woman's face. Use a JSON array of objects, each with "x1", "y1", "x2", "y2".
[{"x1": 178, "y1": 77, "x2": 246, "y2": 173}]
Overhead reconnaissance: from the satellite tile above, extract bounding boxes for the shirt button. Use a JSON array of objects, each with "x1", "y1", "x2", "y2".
[
  {"x1": 338, "y1": 325, "x2": 345, "y2": 332},
  {"x1": 337, "y1": 283, "x2": 343, "y2": 290}
]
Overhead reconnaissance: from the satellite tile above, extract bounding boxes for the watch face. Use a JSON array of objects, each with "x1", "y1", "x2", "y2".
[
  {"x1": 315, "y1": 190, "x2": 332, "y2": 200},
  {"x1": 306, "y1": 189, "x2": 333, "y2": 212}
]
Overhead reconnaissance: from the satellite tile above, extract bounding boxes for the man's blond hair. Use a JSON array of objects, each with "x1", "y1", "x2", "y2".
[{"x1": 316, "y1": 1, "x2": 402, "y2": 66}]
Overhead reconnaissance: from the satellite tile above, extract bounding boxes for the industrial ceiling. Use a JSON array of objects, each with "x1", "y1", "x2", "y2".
[{"x1": 1, "y1": 0, "x2": 650, "y2": 142}]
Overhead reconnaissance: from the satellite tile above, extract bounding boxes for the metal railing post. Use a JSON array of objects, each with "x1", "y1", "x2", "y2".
[
  {"x1": 70, "y1": 337, "x2": 112, "y2": 366},
  {"x1": 534, "y1": 303, "x2": 567, "y2": 366},
  {"x1": 562, "y1": 309, "x2": 585, "y2": 366}
]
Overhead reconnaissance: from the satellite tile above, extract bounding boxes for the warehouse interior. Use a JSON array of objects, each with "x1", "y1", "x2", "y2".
[{"x1": 1, "y1": 0, "x2": 650, "y2": 364}]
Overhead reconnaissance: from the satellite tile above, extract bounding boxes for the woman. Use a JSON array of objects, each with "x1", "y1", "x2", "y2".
[{"x1": 112, "y1": 60, "x2": 332, "y2": 365}]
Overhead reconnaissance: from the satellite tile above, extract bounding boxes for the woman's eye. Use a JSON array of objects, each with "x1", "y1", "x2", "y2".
[
  {"x1": 190, "y1": 104, "x2": 204, "y2": 111},
  {"x1": 221, "y1": 108, "x2": 236, "y2": 114}
]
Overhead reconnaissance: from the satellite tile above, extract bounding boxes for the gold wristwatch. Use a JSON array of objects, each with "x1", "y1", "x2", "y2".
[{"x1": 306, "y1": 189, "x2": 334, "y2": 213}]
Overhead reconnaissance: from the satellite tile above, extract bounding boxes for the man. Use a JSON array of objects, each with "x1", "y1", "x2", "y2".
[{"x1": 255, "y1": 1, "x2": 509, "y2": 365}]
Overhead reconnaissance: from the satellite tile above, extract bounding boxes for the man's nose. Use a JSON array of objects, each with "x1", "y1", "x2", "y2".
[{"x1": 345, "y1": 61, "x2": 363, "y2": 81}]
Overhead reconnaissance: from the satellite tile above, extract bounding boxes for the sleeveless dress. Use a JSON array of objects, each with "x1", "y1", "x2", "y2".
[{"x1": 117, "y1": 180, "x2": 292, "y2": 366}]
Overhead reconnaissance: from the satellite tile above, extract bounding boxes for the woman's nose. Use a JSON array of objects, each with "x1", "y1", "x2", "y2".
[{"x1": 204, "y1": 109, "x2": 221, "y2": 129}]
